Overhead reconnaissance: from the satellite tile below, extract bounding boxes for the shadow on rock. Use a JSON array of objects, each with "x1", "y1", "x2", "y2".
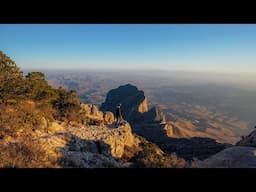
[{"x1": 59, "y1": 134, "x2": 123, "y2": 168}]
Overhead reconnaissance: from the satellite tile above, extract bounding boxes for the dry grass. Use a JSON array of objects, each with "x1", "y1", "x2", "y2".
[{"x1": 0, "y1": 131, "x2": 61, "y2": 168}]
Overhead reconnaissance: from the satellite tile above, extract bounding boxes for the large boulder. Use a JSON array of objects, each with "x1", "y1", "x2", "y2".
[{"x1": 80, "y1": 104, "x2": 104, "y2": 126}]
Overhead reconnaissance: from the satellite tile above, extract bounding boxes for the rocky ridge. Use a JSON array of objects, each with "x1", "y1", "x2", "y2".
[
  {"x1": 100, "y1": 84, "x2": 229, "y2": 160},
  {"x1": 1, "y1": 119, "x2": 137, "y2": 168},
  {"x1": 196, "y1": 129, "x2": 256, "y2": 167}
]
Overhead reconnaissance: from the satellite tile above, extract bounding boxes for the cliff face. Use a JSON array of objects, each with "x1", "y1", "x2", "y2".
[
  {"x1": 100, "y1": 84, "x2": 229, "y2": 161},
  {"x1": 101, "y1": 85, "x2": 241, "y2": 146},
  {"x1": 66, "y1": 122, "x2": 136, "y2": 158},
  {"x1": 138, "y1": 97, "x2": 148, "y2": 113},
  {"x1": 0, "y1": 120, "x2": 137, "y2": 168},
  {"x1": 100, "y1": 84, "x2": 148, "y2": 122},
  {"x1": 100, "y1": 84, "x2": 166, "y2": 127}
]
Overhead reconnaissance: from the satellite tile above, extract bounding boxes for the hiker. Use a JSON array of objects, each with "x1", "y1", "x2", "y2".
[{"x1": 115, "y1": 103, "x2": 124, "y2": 127}]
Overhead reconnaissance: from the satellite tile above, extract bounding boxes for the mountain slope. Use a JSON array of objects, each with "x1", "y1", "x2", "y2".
[
  {"x1": 196, "y1": 129, "x2": 256, "y2": 168},
  {"x1": 0, "y1": 51, "x2": 187, "y2": 168}
]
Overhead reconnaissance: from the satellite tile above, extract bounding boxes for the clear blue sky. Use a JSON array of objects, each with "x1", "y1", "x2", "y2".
[{"x1": 1, "y1": 24, "x2": 256, "y2": 73}]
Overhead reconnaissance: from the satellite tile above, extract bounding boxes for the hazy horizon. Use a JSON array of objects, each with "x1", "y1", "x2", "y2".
[
  {"x1": 22, "y1": 68, "x2": 256, "y2": 90},
  {"x1": 1, "y1": 24, "x2": 256, "y2": 73}
]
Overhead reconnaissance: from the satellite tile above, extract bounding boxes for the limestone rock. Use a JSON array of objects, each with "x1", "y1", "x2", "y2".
[
  {"x1": 40, "y1": 117, "x2": 48, "y2": 130},
  {"x1": 164, "y1": 124, "x2": 174, "y2": 137},
  {"x1": 80, "y1": 103, "x2": 91, "y2": 115},
  {"x1": 103, "y1": 111, "x2": 115, "y2": 125},
  {"x1": 62, "y1": 151, "x2": 123, "y2": 168},
  {"x1": 197, "y1": 146, "x2": 256, "y2": 168},
  {"x1": 100, "y1": 84, "x2": 166, "y2": 128},
  {"x1": 104, "y1": 123, "x2": 135, "y2": 157},
  {"x1": 80, "y1": 104, "x2": 104, "y2": 126},
  {"x1": 138, "y1": 97, "x2": 148, "y2": 113},
  {"x1": 66, "y1": 122, "x2": 135, "y2": 158},
  {"x1": 48, "y1": 122, "x2": 65, "y2": 133},
  {"x1": 100, "y1": 84, "x2": 148, "y2": 122},
  {"x1": 100, "y1": 84, "x2": 229, "y2": 161},
  {"x1": 80, "y1": 104, "x2": 103, "y2": 118}
]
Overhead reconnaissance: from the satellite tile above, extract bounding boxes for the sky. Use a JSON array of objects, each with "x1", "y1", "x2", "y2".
[{"x1": 1, "y1": 24, "x2": 256, "y2": 73}]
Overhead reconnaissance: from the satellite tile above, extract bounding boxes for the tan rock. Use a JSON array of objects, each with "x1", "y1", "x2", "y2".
[
  {"x1": 69, "y1": 121, "x2": 80, "y2": 127},
  {"x1": 103, "y1": 123, "x2": 134, "y2": 157},
  {"x1": 138, "y1": 97, "x2": 148, "y2": 113},
  {"x1": 66, "y1": 122, "x2": 135, "y2": 158},
  {"x1": 103, "y1": 112, "x2": 115, "y2": 125},
  {"x1": 48, "y1": 122, "x2": 65, "y2": 133},
  {"x1": 80, "y1": 104, "x2": 104, "y2": 126},
  {"x1": 164, "y1": 124, "x2": 174, "y2": 137},
  {"x1": 40, "y1": 117, "x2": 48, "y2": 130},
  {"x1": 80, "y1": 104, "x2": 91, "y2": 115}
]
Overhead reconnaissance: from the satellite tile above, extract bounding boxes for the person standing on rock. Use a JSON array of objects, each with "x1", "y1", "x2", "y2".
[{"x1": 116, "y1": 103, "x2": 124, "y2": 127}]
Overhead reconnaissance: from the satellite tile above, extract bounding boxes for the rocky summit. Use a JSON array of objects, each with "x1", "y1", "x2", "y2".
[
  {"x1": 101, "y1": 84, "x2": 148, "y2": 122},
  {"x1": 100, "y1": 84, "x2": 229, "y2": 160},
  {"x1": 100, "y1": 84, "x2": 168, "y2": 141}
]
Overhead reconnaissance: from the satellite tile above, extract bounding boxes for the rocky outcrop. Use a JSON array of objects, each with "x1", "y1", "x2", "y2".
[
  {"x1": 100, "y1": 84, "x2": 167, "y2": 132},
  {"x1": 100, "y1": 84, "x2": 148, "y2": 122},
  {"x1": 196, "y1": 146, "x2": 256, "y2": 168},
  {"x1": 2, "y1": 96, "x2": 186, "y2": 167},
  {"x1": 100, "y1": 84, "x2": 230, "y2": 161},
  {"x1": 80, "y1": 103, "x2": 109, "y2": 126},
  {"x1": 80, "y1": 103, "x2": 103, "y2": 119},
  {"x1": 11, "y1": 120, "x2": 137, "y2": 168},
  {"x1": 80, "y1": 104, "x2": 116, "y2": 127},
  {"x1": 61, "y1": 151, "x2": 123, "y2": 168},
  {"x1": 236, "y1": 129, "x2": 256, "y2": 147},
  {"x1": 67, "y1": 122, "x2": 136, "y2": 158},
  {"x1": 103, "y1": 112, "x2": 115, "y2": 125},
  {"x1": 48, "y1": 122, "x2": 65, "y2": 133},
  {"x1": 138, "y1": 97, "x2": 148, "y2": 113},
  {"x1": 194, "y1": 129, "x2": 256, "y2": 167},
  {"x1": 164, "y1": 124, "x2": 174, "y2": 137},
  {"x1": 143, "y1": 106, "x2": 166, "y2": 124}
]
